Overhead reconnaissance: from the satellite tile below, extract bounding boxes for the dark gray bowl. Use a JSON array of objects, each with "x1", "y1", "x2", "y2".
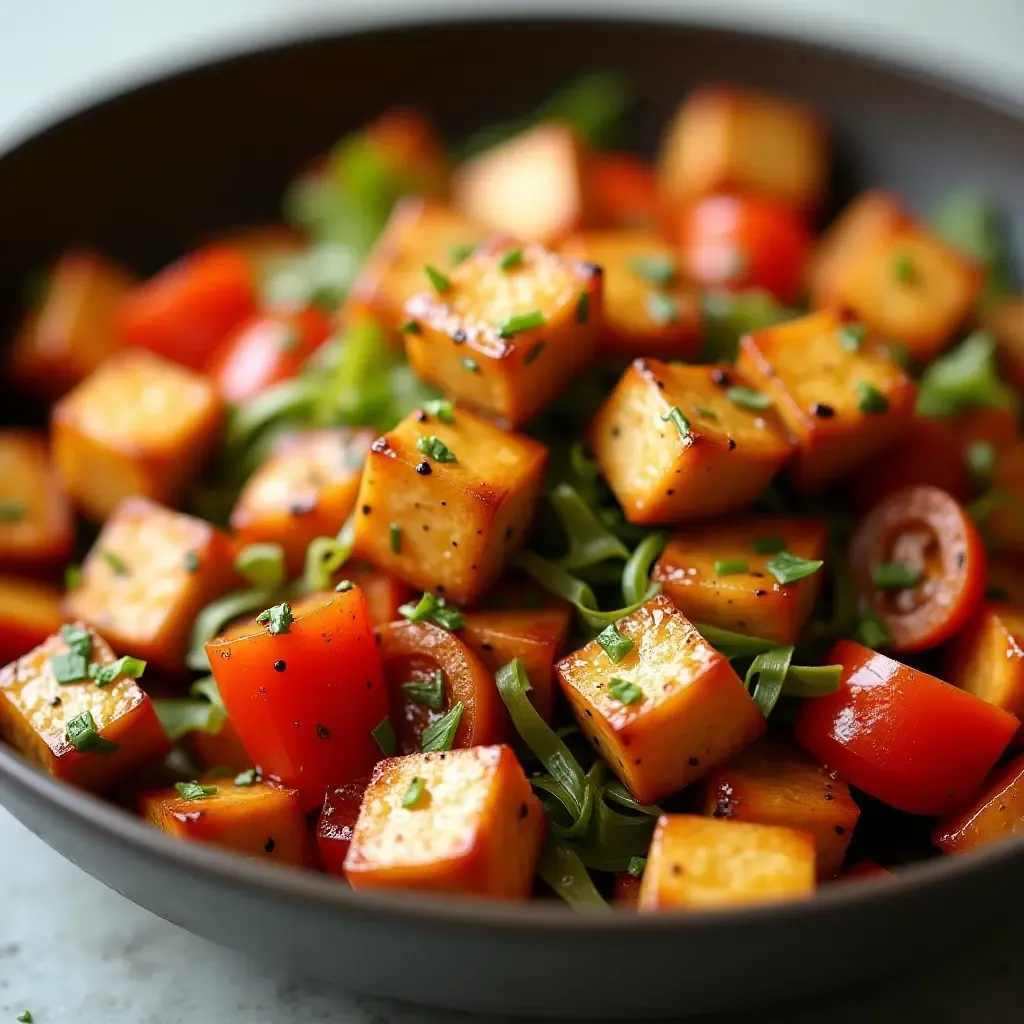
[{"x1": 1, "y1": 16, "x2": 1022, "y2": 1019}]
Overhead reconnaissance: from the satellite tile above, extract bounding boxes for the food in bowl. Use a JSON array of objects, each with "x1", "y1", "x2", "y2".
[{"x1": 1, "y1": 75, "x2": 1022, "y2": 913}]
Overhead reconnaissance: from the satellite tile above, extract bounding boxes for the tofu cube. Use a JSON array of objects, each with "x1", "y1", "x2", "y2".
[
  {"x1": 945, "y1": 603, "x2": 1024, "y2": 720},
  {"x1": 589, "y1": 359, "x2": 793, "y2": 524},
  {"x1": 559, "y1": 231, "x2": 700, "y2": 359},
  {"x1": 140, "y1": 777, "x2": 310, "y2": 866},
  {"x1": 638, "y1": 814, "x2": 816, "y2": 911},
  {"x1": 989, "y1": 441, "x2": 1024, "y2": 554},
  {"x1": 657, "y1": 86, "x2": 828, "y2": 211},
  {"x1": 555, "y1": 595, "x2": 765, "y2": 803},
  {"x1": 351, "y1": 405, "x2": 547, "y2": 604},
  {"x1": 0, "y1": 431, "x2": 75, "y2": 569},
  {"x1": 980, "y1": 296, "x2": 1024, "y2": 392},
  {"x1": 933, "y1": 752, "x2": 1024, "y2": 855},
  {"x1": 344, "y1": 745, "x2": 546, "y2": 899},
  {"x1": 52, "y1": 349, "x2": 223, "y2": 520},
  {"x1": 230, "y1": 428, "x2": 376, "y2": 574},
  {"x1": 835, "y1": 222, "x2": 983, "y2": 363},
  {"x1": 348, "y1": 198, "x2": 485, "y2": 326},
  {"x1": 0, "y1": 623, "x2": 168, "y2": 792},
  {"x1": 403, "y1": 238, "x2": 601, "y2": 428},
  {"x1": 737, "y1": 309, "x2": 916, "y2": 491},
  {"x1": 808, "y1": 190, "x2": 908, "y2": 308},
  {"x1": 452, "y1": 122, "x2": 590, "y2": 243},
  {"x1": 0, "y1": 576, "x2": 63, "y2": 665},
  {"x1": 10, "y1": 250, "x2": 136, "y2": 398},
  {"x1": 697, "y1": 736, "x2": 860, "y2": 878},
  {"x1": 461, "y1": 606, "x2": 573, "y2": 722},
  {"x1": 652, "y1": 515, "x2": 828, "y2": 644},
  {"x1": 64, "y1": 497, "x2": 236, "y2": 673}
]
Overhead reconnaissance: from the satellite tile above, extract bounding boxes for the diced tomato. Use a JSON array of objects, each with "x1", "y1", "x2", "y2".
[
  {"x1": 119, "y1": 245, "x2": 257, "y2": 371},
  {"x1": 376, "y1": 619, "x2": 506, "y2": 754},
  {"x1": 795, "y1": 640, "x2": 1018, "y2": 816},
  {"x1": 316, "y1": 775, "x2": 370, "y2": 877},
  {"x1": 207, "y1": 308, "x2": 332, "y2": 406},
  {"x1": 677, "y1": 194, "x2": 812, "y2": 304},
  {"x1": 206, "y1": 589, "x2": 387, "y2": 811},
  {"x1": 849, "y1": 486, "x2": 986, "y2": 653},
  {"x1": 590, "y1": 153, "x2": 664, "y2": 230}
]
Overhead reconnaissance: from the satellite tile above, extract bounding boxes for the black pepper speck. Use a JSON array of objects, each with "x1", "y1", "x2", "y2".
[
  {"x1": 273, "y1": 660, "x2": 287, "y2": 673},
  {"x1": 416, "y1": 461, "x2": 432, "y2": 476}
]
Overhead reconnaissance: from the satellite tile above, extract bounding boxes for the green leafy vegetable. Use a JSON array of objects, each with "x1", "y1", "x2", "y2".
[
  {"x1": 549, "y1": 483, "x2": 630, "y2": 571},
  {"x1": 421, "y1": 702, "x2": 464, "y2": 753},
  {"x1": 932, "y1": 189, "x2": 1017, "y2": 300},
  {"x1": 871, "y1": 563, "x2": 923, "y2": 590},
  {"x1": 66, "y1": 710, "x2": 118, "y2": 754},
  {"x1": 51, "y1": 651, "x2": 88, "y2": 685},
  {"x1": 498, "y1": 309, "x2": 546, "y2": 339},
  {"x1": 235, "y1": 543, "x2": 287, "y2": 590},
  {"x1": 855, "y1": 612, "x2": 891, "y2": 649},
  {"x1": 608, "y1": 678, "x2": 643, "y2": 705},
  {"x1": 175, "y1": 781, "x2": 218, "y2": 801},
  {"x1": 627, "y1": 855, "x2": 647, "y2": 878},
  {"x1": 595, "y1": 624, "x2": 635, "y2": 664},
  {"x1": 744, "y1": 646, "x2": 795, "y2": 717},
  {"x1": 621, "y1": 531, "x2": 667, "y2": 607},
  {"x1": 371, "y1": 716, "x2": 397, "y2": 757},
  {"x1": 102, "y1": 550, "x2": 129, "y2": 575},
  {"x1": 766, "y1": 551, "x2": 824, "y2": 585},
  {"x1": 402, "y1": 671, "x2": 446, "y2": 711},
  {"x1": 235, "y1": 768, "x2": 260, "y2": 787},
  {"x1": 916, "y1": 330, "x2": 1015, "y2": 417},
  {"x1": 187, "y1": 589, "x2": 278, "y2": 671},
  {"x1": 256, "y1": 602, "x2": 294, "y2": 635},
  {"x1": 538, "y1": 838, "x2": 610, "y2": 911}
]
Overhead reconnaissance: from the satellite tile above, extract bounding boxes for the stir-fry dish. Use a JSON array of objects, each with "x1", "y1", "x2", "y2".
[{"x1": 2, "y1": 75, "x2": 1023, "y2": 913}]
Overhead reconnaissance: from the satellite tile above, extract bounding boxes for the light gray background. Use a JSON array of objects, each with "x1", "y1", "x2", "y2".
[{"x1": 1, "y1": 1, "x2": 1023, "y2": 1021}]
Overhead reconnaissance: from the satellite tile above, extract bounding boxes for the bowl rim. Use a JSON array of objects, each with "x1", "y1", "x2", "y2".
[{"x1": 2, "y1": 11, "x2": 1023, "y2": 934}]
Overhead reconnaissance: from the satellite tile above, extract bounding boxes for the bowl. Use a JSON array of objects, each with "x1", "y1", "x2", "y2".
[{"x1": 1, "y1": 15, "x2": 1023, "y2": 1019}]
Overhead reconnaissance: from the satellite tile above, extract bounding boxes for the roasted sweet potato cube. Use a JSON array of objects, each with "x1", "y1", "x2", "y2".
[
  {"x1": 461, "y1": 606, "x2": 573, "y2": 722},
  {"x1": 52, "y1": 349, "x2": 223, "y2": 520},
  {"x1": 317, "y1": 775, "x2": 371, "y2": 877},
  {"x1": 0, "y1": 431, "x2": 75, "y2": 570},
  {"x1": 980, "y1": 296, "x2": 1024, "y2": 391},
  {"x1": 933, "y1": 752, "x2": 1024, "y2": 854},
  {"x1": 989, "y1": 441, "x2": 1024, "y2": 554},
  {"x1": 0, "y1": 624, "x2": 168, "y2": 791},
  {"x1": 230, "y1": 428, "x2": 375, "y2": 574},
  {"x1": 556, "y1": 596, "x2": 765, "y2": 803},
  {"x1": 945, "y1": 603, "x2": 1024, "y2": 720},
  {"x1": 657, "y1": 86, "x2": 828, "y2": 211},
  {"x1": 64, "y1": 497, "x2": 235, "y2": 673},
  {"x1": 589, "y1": 359, "x2": 793, "y2": 524},
  {"x1": 835, "y1": 223, "x2": 983, "y2": 363},
  {"x1": 403, "y1": 238, "x2": 601, "y2": 428},
  {"x1": 10, "y1": 250, "x2": 137, "y2": 398},
  {"x1": 348, "y1": 198, "x2": 484, "y2": 326},
  {"x1": 737, "y1": 310, "x2": 916, "y2": 491},
  {"x1": 0, "y1": 577, "x2": 63, "y2": 664},
  {"x1": 697, "y1": 736, "x2": 859, "y2": 878},
  {"x1": 344, "y1": 745, "x2": 546, "y2": 899},
  {"x1": 452, "y1": 122, "x2": 590, "y2": 243},
  {"x1": 808, "y1": 190, "x2": 908, "y2": 308},
  {"x1": 140, "y1": 776, "x2": 310, "y2": 866},
  {"x1": 559, "y1": 231, "x2": 700, "y2": 358},
  {"x1": 638, "y1": 814, "x2": 816, "y2": 911},
  {"x1": 653, "y1": 516, "x2": 827, "y2": 644},
  {"x1": 351, "y1": 405, "x2": 547, "y2": 604}
]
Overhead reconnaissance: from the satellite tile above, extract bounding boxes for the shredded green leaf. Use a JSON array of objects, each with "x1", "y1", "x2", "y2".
[
  {"x1": 421, "y1": 702, "x2": 463, "y2": 753},
  {"x1": 916, "y1": 330, "x2": 1015, "y2": 417}
]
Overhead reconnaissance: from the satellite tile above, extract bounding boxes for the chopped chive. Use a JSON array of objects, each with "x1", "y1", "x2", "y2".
[
  {"x1": 416, "y1": 435, "x2": 457, "y2": 463},
  {"x1": 64, "y1": 563, "x2": 83, "y2": 590},
  {"x1": 65, "y1": 710, "x2": 119, "y2": 754},
  {"x1": 766, "y1": 551, "x2": 824, "y2": 585},
  {"x1": 399, "y1": 320, "x2": 422, "y2": 334},
  {"x1": 871, "y1": 563, "x2": 923, "y2": 590},
  {"x1": 102, "y1": 550, "x2": 129, "y2": 575},
  {"x1": 629, "y1": 254, "x2": 677, "y2": 288},
  {"x1": 727, "y1": 387, "x2": 772, "y2": 411},
  {"x1": 399, "y1": 591, "x2": 440, "y2": 622},
  {"x1": 450, "y1": 242, "x2": 476, "y2": 265},
  {"x1": 51, "y1": 651, "x2": 89, "y2": 685},
  {"x1": 60, "y1": 624, "x2": 93, "y2": 659},
  {"x1": 335, "y1": 579, "x2": 354, "y2": 592},
  {"x1": 714, "y1": 560, "x2": 749, "y2": 575},
  {"x1": 575, "y1": 290, "x2": 590, "y2": 324},
  {"x1": 892, "y1": 253, "x2": 915, "y2": 283},
  {"x1": 0, "y1": 500, "x2": 26, "y2": 521},
  {"x1": 183, "y1": 550, "x2": 200, "y2": 574},
  {"x1": 234, "y1": 767, "x2": 260, "y2": 787},
  {"x1": 255, "y1": 602, "x2": 294, "y2": 635},
  {"x1": 965, "y1": 440, "x2": 996, "y2": 483},
  {"x1": 837, "y1": 323, "x2": 868, "y2": 351},
  {"x1": 645, "y1": 291, "x2": 679, "y2": 325},
  {"x1": 175, "y1": 780, "x2": 218, "y2": 800},
  {"x1": 855, "y1": 612, "x2": 891, "y2": 649},
  {"x1": 694, "y1": 407, "x2": 718, "y2": 419},
  {"x1": 461, "y1": 356, "x2": 479, "y2": 373},
  {"x1": 421, "y1": 701, "x2": 464, "y2": 752},
  {"x1": 402, "y1": 776, "x2": 427, "y2": 808},
  {"x1": 389, "y1": 523, "x2": 402, "y2": 555},
  {"x1": 498, "y1": 309, "x2": 546, "y2": 339},
  {"x1": 16, "y1": 1012, "x2": 32, "y2": 1023},
  {"x1": 857, "y1": 381, "x2": 889, "y2": 414},
  {"x1": 661, "y1": 406, "x2": 691, "y2": 441},
  {"x1": 524, "y1": 341, "x2": 546, "y2": 365},
  {"x1": 752, "y1": 535, "x2": 786, "y2": 555},
  {"x1": 431, "y1": 604, "x2": 465, "y2": 631},
  {"x1": 627, "y1": 855, "x2": 647, "y2": 878},
  {"x1": 883, "y1": 343, "x2": 911, "y2": 369},
  {"x1": 402, "y1": 670, "x2": 446, "y2": 711},
  {"x1": 595, "y1": 624, "x2": 635, "y2": 664},
  {"x1": 608, "y1": 678, "x2": 643, "y2": 705},
  {"x1": 424, "y1": 265, "x2": 451, "y2": 293},
  {"x1": 423, "y1": 398, "x2": 455, "y2": 422},
  {"x1": 88, "y1": 656, "x2": 146, "y2": 687},
  {"x1": 499, "y1": 248, "x2": 523, "y2": 271},
  {"x1": 371, "y1": 715, "x2": 397, "y2": 756}
]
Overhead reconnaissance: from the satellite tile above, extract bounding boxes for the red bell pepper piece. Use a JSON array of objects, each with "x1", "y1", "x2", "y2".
[
  {"x1": 206, "y1": 588, "x2": 387, "y2": 811},
  {"x1": 316, "y1": 775, "x2": 370, "y2": 877},
  {"x1": 795, "y1": 639, "x2": 1018, "y2": 816},
  {"x1": 590, "y1": 153, "x2": 664, "y2": 231},
  {"x1": 119, "y1": 245, "x2": 257, "y2": 371}
]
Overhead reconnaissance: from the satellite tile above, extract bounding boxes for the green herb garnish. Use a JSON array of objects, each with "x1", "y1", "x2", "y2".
[
  {"x1": 855, "y1": 613, "x2": 891, "y2": 649},
  {"x1": 462, "y1": 356, "x2": 479, "y2": 373},
  {"x1": 175, "y1": 781, "x2": 218, "y2": 801},
  {"x1": 714, "y1": 560, "x2": 749, "y2": 575},
  {"x1": 65, "y1": 710, "x2": 118, "y2": 754},
  {"x1": 450, "y1": 242, "x2": 477, "y2": 265},
  {"x1": 424, "y1": 265, "x2": 451, "y2": 293},
  {"x1": 371, "y1": 716, "x2": 397, "y2": 756},
  {"x1": 857, "y1": 381, "x2": 889, "y2": 414},
  {"x1": 88, "y1": 656, "x2": 146, "y2": 688},
  {"x1": 102, "y1": 550, "x2": 129, "y2": 575},
  {"x1": 575, "y1": 290, "x2": 590, "y2": 324},
  {"x1": 0, "y1": 501, "x2": 26, "y2": 522},
  {"x1": 661, "y1": 406, "x2": 691, "y2": 441},
  {"x1": 608, "y1": 678, "x2": 643, "y2": 705},
  {"x1": 965, "y1": 440, "x2": 996, "y2": 483},
  {"x1": 389, "y1": 523, "x2": 402, "y2": 554},
  {"x1": 627, "y1": 856, "x2": 646, "y2": 878},
  {"x1": 423, "y1": 399, "x2": 455, "y2": 423},
  {"x1": 629, "y1": 255, "x2": 677, "y2": 288},
  {"x1": 421, "y1": 701, "x2": 464, "y2": 752},
  {"x1": 596, "y1": 624, "x2": 635, "y2": 664},
  {"x1": 837, "y1": 323, "x2": 867, "y2": 351},
  {"x1": 765, "y1": 552, "x2": 824, "y2": 585},
  {"x1": 892, "y1": 253, "x2": 915, "y2": 283},
  {"x1": 402, "y1": 776, "x2": 426, "y2": 808},
  {"x1": 402, "y1": 670, "x2": 446, "y2": 711},
  {"x1": 183, "y1": 550, "x2": 200, "y2": 574},
  {"x1": 52, "y1": 651, "x2": 89, "y2": 685},
  {"x1": 234, "y1": 768, "x2": 261, "y2": 787},
  {"x1": 871, "y1": 563, "x2": 923, "y2": 590},
  {"x1": 727, "y1": 387, "x2": 772, "y2": 412},
  {"x1": 499, "y1": 248, "x2": 523, "y2": 271},
  {"x1": 752, "y1": 536, "x2": 785, "y2": 555},
  {"x1": 64, "y1": 564, "x2": 83, "y2": 590},
  {"x1": 60, "y1": 624, "x2": 93, "y2": 659},
  {"x1": 256, "y1": 602, "x2": 294, "y2": 635},
  {"x1": 498, "y1": 309, "x2": 546, "y2": 339},
  {"x1": 416, "y1": 436, "x2": 457, "y2": 463},
  {"x1": 645, "y1": 291, "x2": 679, "y2": 325}
]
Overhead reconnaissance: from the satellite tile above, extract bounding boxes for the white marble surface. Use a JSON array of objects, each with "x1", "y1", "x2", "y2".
[{"x1": 2, "y1": 1, "x2": 1024, "y2": 1021}]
